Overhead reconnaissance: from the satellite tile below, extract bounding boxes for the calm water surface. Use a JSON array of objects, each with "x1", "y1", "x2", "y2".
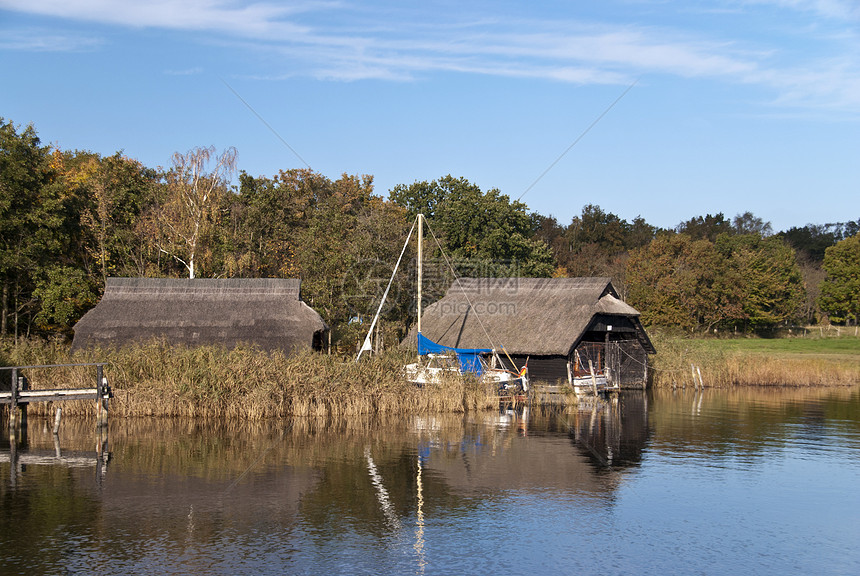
[{"x1": 2, "y1": 387, "x2": 859, "y2": 575}]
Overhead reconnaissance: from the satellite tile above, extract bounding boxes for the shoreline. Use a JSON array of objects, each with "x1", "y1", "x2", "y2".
[{"x1": 1, "y1": 336, "x2": 858, "y2": 420}]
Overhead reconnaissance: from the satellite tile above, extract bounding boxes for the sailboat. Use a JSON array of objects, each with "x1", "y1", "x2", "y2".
[{"x1": 357, "y1": 214, "x2": 528, "y2": 393}]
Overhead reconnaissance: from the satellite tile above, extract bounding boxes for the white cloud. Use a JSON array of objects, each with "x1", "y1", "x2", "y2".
[
  {"x1": 737, "y1": 0, "x2": 860, "y2": 19},
  {"x1": 3, "y1": 0, "x2": 860, "y2": 113},
  {"x1": 0, "y1": 27, "x2": 102, "y2": 51},
  {"x1": 0, "y1": 0, "x2": 321, "y2": 37}
]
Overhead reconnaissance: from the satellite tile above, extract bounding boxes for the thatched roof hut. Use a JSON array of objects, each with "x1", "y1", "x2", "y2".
[
  {"x1": 71, "y1": 278, "x2": 328, "y2": 354},
  {"x1": 412, "y1": 277, "x2": 655, "y2": 387}
]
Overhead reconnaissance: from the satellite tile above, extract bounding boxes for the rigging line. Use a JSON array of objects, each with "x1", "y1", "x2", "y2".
[
  {"x1": 517, "y1": 79, "x2": 638, "y2": 202},
  {"x1": 357, "y1": 214, "x2": 418, "y2": 361},
  {"x1": 219, "y1": 77, "x2": 312, "y2": 170},
  {"x1": 222, "y1": 422, "x2": 293, "y2": 496}
]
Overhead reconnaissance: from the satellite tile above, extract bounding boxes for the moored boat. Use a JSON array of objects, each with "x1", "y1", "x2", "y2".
[{"x1": 357, "y1": 214, "x2": 529, "y2": 394}]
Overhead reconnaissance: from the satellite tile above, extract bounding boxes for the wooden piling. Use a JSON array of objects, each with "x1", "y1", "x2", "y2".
[
  {"x1": 96, "y1": 364, "x2": 109, "y2": 428},
  {"x1": 18, "y1": 374, "x2": 28, "y2": 429},
  {"x1": 52, "y1": 407, "x2": 62, "y2": 435},
  {"x1": 9, "y1": 367, "x2": 18, "y2": 430},
  {"x1": 2, "y1": 362, "x2": 110, "y2": 430},
  {"x1": 588, "y1": 360, "x2": 598, "y2": 396}
]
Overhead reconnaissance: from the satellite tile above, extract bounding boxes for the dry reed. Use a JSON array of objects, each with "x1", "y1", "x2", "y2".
[
  {"x1": 1, "y1": 337, "x2": 502, "y2": 420},
  {"x1": 649, "y1": 332, "x2": 860, "y2": 388}
]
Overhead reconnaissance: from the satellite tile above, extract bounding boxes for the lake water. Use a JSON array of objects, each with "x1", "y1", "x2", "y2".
[{"x1": 2, "y1": 386, "x2": 859, "y2": 575}]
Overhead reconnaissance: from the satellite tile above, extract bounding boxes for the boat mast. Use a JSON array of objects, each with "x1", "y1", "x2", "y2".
[
  {"x1": 356, "y1": 216, "x2": 418, "y2": 361},
  {"x1": 417, "y1": 213, "x2": 423, "y2": 335}
]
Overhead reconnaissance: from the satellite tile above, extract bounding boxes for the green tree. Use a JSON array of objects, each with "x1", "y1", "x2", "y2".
[
  {"x1": 732, "y1": 211, "x2": 773, "y2": 237},
  {"x1": 228, "y1": 168, "x2": 335, "y2": 278},
  {"x1": 295, "y1": 173, "x2": 411, "y2": 346},
  {"x1": 676, "y1": 213, "x2": 732, "y2": 241},
  {"x1": 779, "y1": 224, "x2": 837, "y2": 263},
  {"x1": 818, "y1": 234, "x2": 860, "y2": 325},
  {"x1": 390, "y1": 175, "x2": 554, "y2": 278},
  {"x1": 0, "y1": 118, "x2": 63, "y2": 337},
  {"x1": 49, "y1": 150, "x2": 159, "y2": 280},
  {"x1": 567, "y1": 204, "x2": 628, "y2": 255},
  {"x1": 230, "y1": 169, "x2": 411, "y2": 347},
  {"x1": 32, "y1": 265, "x2": 98, "y2": 336}
]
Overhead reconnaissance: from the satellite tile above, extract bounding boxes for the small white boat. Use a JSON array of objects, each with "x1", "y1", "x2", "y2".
[{"x1": 405, "y1": 360, "x2": 528, "y2": 392}]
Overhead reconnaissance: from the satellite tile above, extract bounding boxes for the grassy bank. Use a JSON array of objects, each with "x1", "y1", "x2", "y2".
[
  {"x1": 1, "y1": 338, "x2": 502, "y2": 420},
  {"x1": 3, "y1": 332, "x2": 858, "y2": 421},
  {"x1": 649, "y1": 330, "x2": 860, "y2": 388}
]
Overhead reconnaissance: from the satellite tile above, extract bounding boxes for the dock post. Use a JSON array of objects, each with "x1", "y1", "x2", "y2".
[
  {"x1": 9, "y1": 367, "x2": 18, "y2": 430},
  {"x1": 9, "y1": 426, "x2": 18, "y2": 488},
  {"x1": 18, "y1": 374, "x2": 28, "y2": 430},
  {"x1": 588, "y1": 360, "x2": 598, "y2": 396},
  {"x1": 53, "y1": 407, "x2": 62, "y2": 435},
  {"x1": 96, "y1": 365, "x2": 108, "y2": 428}
]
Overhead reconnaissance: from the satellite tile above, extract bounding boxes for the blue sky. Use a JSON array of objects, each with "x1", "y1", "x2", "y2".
[{"x1": 1, "y1": 0, "x2": 858, "y2": 232}]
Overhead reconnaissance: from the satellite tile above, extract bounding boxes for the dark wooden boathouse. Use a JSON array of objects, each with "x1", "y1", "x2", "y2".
[
  {"x1": 413, "y1": 277, "x2": 655, "y2": 388},
  {"x1": 71, "y1": 278, "x2": 328, "y2": 354}
]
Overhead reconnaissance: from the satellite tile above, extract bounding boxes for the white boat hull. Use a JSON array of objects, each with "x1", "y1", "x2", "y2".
[{"x1": 405, "y1": 357, "x2": 528, "y2": 392}]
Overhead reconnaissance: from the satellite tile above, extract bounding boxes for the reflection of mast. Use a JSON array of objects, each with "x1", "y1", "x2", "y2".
[
  {"x1": 414, "y1": 453, "x2": 426, "y2": 575},
  {"x1": 364, "y1": 447, "x2": 401, "y2": 531}
]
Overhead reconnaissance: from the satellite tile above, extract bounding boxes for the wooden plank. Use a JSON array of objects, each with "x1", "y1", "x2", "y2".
[
  {"x1": 0, "y1": 362, "x2": 106, "y2": 370},
  {"x1": 0, "y1": 453, "x2": 98, "y2": 467}
]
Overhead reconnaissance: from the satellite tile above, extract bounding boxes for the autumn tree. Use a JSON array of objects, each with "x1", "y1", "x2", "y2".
[
  {"x1": 627, "y1": 232, "x2": 805, "y2": 332},
  {"x1": 155, "y1": 146, "x2": 237, "y2": 278},
  {"x1": 715, "y1": 234, "x2": 805, "y2": 329},
  {"x1": 818, "y1": 233, "x2": 860, "y2": 325},
  {"x1": 626, "y1": 234, "x2": 734, "y2": 331}
]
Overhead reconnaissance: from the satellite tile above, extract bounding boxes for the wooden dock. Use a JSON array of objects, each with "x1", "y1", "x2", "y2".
[{"x1": 1, "y1": 363, "x2": 112, "y2": 428}]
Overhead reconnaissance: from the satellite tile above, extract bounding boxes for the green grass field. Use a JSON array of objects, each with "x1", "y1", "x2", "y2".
[
  {"x1": 692, "y1": 335, "x2": 860, "y2": 358},
  {"x1": 649, "y1": 331, "x2": 860, "y2": 387}
]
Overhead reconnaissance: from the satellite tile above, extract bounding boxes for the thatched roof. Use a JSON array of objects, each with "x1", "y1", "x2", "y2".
[
  {"x1": 71, "y1": 278, "x2": 327, "y2": 353},
  {"x1": 412, "y1": 277, "x2": 654, "y2": 356}
]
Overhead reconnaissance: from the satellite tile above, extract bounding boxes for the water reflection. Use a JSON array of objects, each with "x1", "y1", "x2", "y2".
[
  {"x1": 646, "y1": 386, "x2": 860, "y2": 466},
  {"x1": 1, "y1": 386, "x2": 859, "y2": 575}
]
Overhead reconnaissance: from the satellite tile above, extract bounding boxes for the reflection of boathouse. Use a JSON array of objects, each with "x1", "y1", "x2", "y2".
[
  {"x1": 71, "y1": 278, "x2": 328, "y2": 354},
  {"x1": 569, "y1": 392, "x2": 649, "y2": 468},
  {"x1": 413, "y1": 277, "x2": 655, "y2": 388},
  {"x1": 416, "y1": 393, "x2": 649, "y2": 498}
]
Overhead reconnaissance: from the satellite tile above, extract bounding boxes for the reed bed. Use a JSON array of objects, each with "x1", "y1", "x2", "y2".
[
  {"x1": 1, "y1": 338, "x2": 500, "y2": 420},
  {"x1": 649, "y1": 331, "x2": 860, "y2": 388}
]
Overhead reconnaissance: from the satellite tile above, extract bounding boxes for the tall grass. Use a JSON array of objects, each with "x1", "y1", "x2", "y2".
[
  {"x1": 1, "y1": 338, "x2": 500, "y2": 420},
  {"x1": 649, "y1": 330, "x2": 860, "y2": 388}
]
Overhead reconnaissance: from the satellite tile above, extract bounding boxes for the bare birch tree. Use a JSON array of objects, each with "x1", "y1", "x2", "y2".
[{"x1": 157, "y1": 146, "x2": 237, "y2": 278}]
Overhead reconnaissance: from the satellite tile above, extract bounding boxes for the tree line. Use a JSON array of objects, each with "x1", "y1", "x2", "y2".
[{"x1": 1, "y1": 118, "x2": 857, "y2": 348}]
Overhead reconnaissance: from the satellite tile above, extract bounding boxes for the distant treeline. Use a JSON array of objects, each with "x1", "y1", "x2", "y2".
[{"x1": 1, "y1": 117, "x2": 858, "y2": 348}]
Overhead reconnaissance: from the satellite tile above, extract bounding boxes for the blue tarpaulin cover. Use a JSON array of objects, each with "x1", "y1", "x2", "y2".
[{"x1": 416, "y1": 332, "x2": 491, "y2": 376}]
